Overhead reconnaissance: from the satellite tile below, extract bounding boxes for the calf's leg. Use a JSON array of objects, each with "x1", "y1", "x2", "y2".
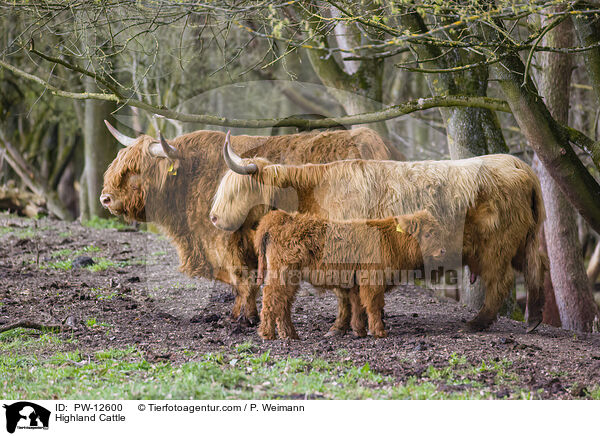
[
  {"x1": 259, "y1": 283, "x2": 299, "y2": 340},
  {"x1": 259, "y1": 284, "x2": 279, "y2": 339},
  {"x1": 359, "y1": 285, "x2": 387, "y2": 338},
  {"x1": 275, "y1": 288, "x2": 299, "y2": 340},
  {"x1": 325, "y1": 288, "x2": 352, "y2": 336},
  {"x1": 349, "y1": 288, "x2": 367, "y2": 337}
]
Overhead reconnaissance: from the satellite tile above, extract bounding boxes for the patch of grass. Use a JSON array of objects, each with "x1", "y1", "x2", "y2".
[
  {"x1": 0, "y1": 227, "x2": 36, "y2": 239},
  {"x1": 0, "y1": 328, "x2": 67, "y2": 354},
  {"x1": 85, "y1": 318, "x2": 111, "y2": 330},
  {"x1": 82, "y1": 216, "x2": 130, "y2": 231},
  {"x1": 85, "y1": 318, "x2": 98, "y2": 328},
  {"x1": 422, "y1": 354, "x2": 522, "y2": 397},
  {"x1": 235, "y1": 341, "x2": 257, "y2": 354},
  {"x1": 42, "y1": 259, "x2": 73, "y2": 271},
  {"x1": 95, "y1": 347, "x2": 139, "y2": 361},
  {"x1": 0, "y1": 333, "x2": 537, "y2": 400},
  {"x1": 87, "y1": 258, "x2": 117, "y2": 272},
  {"x1": 0, "y1": 337, "x2": 501, "y2": 400},
  {"x1": 41, "y1": 255, "x2": 116, "y2": 272},
  {"x1": 51, "y1": 245, "x2": 100, "y2": 259},
  {"x1": 117, "y1": 258, "x2": 147, "y2": 267},
  {"x1": 589, "y1": 386, "x2": 600, "y2": 399},
  {"x1": 91, "y1": 288, "x2": 119, "y2": 300},
  {"x1": 448, "y1": 352, "x2": 467, "y2": 366},
  {"x1": 42, "y1": 245, "x2": 109, "y2": 271}
]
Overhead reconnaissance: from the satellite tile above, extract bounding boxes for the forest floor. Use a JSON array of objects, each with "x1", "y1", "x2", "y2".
[{"x1": 1, "y1": 213, "x2": 600, "y2": 400}]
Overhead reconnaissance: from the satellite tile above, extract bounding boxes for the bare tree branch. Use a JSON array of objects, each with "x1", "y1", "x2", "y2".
[
  {"x1": 1, "y1": 55, "x2": 599, "y2": 167},
  {"x1": 0, "y1": 320, "x2": 62, "y2": 334}
]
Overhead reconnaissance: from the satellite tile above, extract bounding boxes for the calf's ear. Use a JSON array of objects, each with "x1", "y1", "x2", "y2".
[{"x1": 395, "y1": 216, "x2": 419, "y2": 235}]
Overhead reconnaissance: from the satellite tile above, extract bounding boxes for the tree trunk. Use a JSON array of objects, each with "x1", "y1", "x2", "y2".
[
  {"x1": 538, "y1": 226, "x2": 562, "y2": 327},
  {"x1": 81, "y1": 76, "x2": 118, "y2": 219},
  {"x1": 529, "y1": 13, "x2": 598, "y2": 331}
]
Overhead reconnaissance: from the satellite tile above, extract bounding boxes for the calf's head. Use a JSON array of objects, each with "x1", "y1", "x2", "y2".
[
  {"x1": 101, "y1": 121, "x2": 181, "y2": 222},
  {"x1": 394, "y1": 210, "x2": 447, "y2": 260}
]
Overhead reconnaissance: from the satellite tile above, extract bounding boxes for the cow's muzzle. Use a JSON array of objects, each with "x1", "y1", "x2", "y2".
[{"x1": 100, "y1": 193, "x2": 112, "y2": 208}]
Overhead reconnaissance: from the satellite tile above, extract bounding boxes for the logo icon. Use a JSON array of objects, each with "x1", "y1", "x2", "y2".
[{"x1": 3, "y1": 402, "x2": 50, "y2": 434}]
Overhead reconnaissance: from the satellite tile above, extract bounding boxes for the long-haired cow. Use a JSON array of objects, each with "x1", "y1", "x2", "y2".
[
  {"x1": 100, "y1": 122, "x2": 393, "y2": 328},
  {"x1": 254, "y1": 209, "x2": 447, "y2": 339},
  {"x1": 210, "y1": 144, "x2": 548, "y2": 332}
]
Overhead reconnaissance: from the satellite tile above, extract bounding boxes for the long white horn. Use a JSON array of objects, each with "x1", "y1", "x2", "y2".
[
  {"x1": 223, "y1": 131, "x2": 257, "y2": 175},
  {"x1": 104, "y1": 120, "x2": 136, "y2": 147},
  {"x1": 149, "y1": 131, "x2": 179, "y2": 159}
]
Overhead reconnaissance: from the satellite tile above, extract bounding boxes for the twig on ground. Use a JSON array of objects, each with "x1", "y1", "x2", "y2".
[{"x1": 0, "y1": 320, "x2": 63, "y2": 333}]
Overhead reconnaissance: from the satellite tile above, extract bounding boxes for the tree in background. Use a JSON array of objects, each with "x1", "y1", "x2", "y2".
[{"x1": 532, "y1": 8, "x2": 599, "y2": 330}]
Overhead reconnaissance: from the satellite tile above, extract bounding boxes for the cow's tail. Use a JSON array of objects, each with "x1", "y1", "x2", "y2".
[
  {"x1": 255, "y1": 229, "x2": 270, "y2": 286},
  {"x1": 523, "y1": 173, "x2": 548, "y2": 333}
]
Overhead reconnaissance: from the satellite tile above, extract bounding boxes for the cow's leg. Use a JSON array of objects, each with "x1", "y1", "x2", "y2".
[
  {"x1": 467, "y1": 261, "x2": 514, "y2": 331},
  {"x1": 349, "y1": 287, "x2": 367, "y2": 337},
  {"x1": 325, "y1": 288, "x2": 352, "y2": 336},
  {"x1": 358, "y1": 285, "x2": 387, "y2": 338},
  {"x1": 223, "y1": 231, "x2": 260, "y2": 325},
  {"x1": 231, "y1": 292, "x2": 243, "y2": 320},
  {"x1": 229, "y1": 273, "x2": 260, "y2": 326}
]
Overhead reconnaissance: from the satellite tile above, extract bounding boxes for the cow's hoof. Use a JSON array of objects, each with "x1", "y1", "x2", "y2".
[
  {"x1": 369, "y1": 330, "x2": 388, "y2": 338},
  {"x1": 352, "y1": 329, "x2": 367, "y2": 338},
  {"x1": 246, "y1": 314, "x2": 260, "y2": 327},
  {"x1": 234, "y1": 314, "x2": 259, "y2": 327},
  {"x1": 230, "y1": 308, "x2": 241, "y2": 321},
  {"x1": 466, "y1": 318, "x2": 491, "y2": 332},
  {"x1": 324, "y1": 328, "x2": 346, "y2": 337},
  {"x1": 259, "y1": 331, "x2": 276, "y2": 340},
  {"x1": 526, "y1": 318, "x2": 542, "y2": 333}
]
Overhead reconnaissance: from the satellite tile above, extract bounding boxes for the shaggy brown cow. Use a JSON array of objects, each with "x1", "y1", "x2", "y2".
[
  {"x1": 254, "y1": 209, "x2": 447, "y2": 339},
  {"x1": 211, "y1": 149, "x2": 548, "y2": 332},
  {"x1": 100, "y1": 122, "x2": 393, "y2": 328}
]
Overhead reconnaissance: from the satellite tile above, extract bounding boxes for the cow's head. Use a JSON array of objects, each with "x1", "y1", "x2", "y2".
[
  {"x1": 210, "y1": 131, "x2": 278, "y2": 231},
  {"x1": 100, "y1": 121, "x2": 181, "y2": 222},
  {"x1": 394, "y1": 210, "x2": 447, "y2": 260}
]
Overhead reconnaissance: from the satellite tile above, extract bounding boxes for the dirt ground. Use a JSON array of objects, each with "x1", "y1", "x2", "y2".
[{"x1": 2, "y1": 214, "x2": 600, "y2": 399}]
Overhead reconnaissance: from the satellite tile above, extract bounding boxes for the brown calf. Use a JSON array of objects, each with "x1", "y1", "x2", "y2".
[{"x1": 254, "y1": 209, "x2": 447, "y2": 339}]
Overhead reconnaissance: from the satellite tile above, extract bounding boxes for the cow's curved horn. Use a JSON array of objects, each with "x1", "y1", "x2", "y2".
[
  {"x1": 149, "y1": 131, "x2": 179, "y2": 159},
  {"x1": 104, "y1": 120, "x2": 136, "y2": 147},
  {"x1": 223, "y1": 131, "x2": 257, "y2": 175}
]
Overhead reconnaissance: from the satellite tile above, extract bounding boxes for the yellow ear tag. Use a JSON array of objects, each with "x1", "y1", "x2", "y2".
[
  {"x1": 396, "y1": 223, "x2": 404, "y2": 233},
  {"x1": 167, "y1": 162, "x2": 177, "y2": 176}
]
